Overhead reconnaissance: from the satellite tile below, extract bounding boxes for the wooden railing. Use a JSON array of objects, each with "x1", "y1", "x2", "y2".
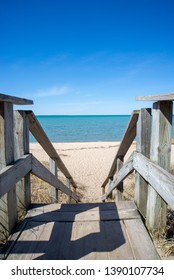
[
  {"x1": 26, "y1": 111, "x2": 78, "y2": 199},
  {"x1": 1, "y1": 91, "x2": 174, "y2": 243},
  {"x1": 0, "y1": 93, "x2": 79, "y2": 243},
  {"x1": 101, "y1": 93, "x2": 174, "y2": 236},
  {"x1": 101, "y1": 110, "x2": 139, "y2": 199}
]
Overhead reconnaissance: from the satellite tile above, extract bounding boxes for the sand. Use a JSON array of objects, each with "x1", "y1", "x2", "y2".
[
  {"x1": 30, "y1": 141, "x2": 135, "y2": 203},
  {"x1": 30, "y1": 141, "x2": 174, "y2": 203}
]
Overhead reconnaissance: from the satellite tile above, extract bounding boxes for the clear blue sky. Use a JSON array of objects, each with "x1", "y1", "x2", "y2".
[{"x1": 0, "y1": 0, "x2": 174, "y2": 115}]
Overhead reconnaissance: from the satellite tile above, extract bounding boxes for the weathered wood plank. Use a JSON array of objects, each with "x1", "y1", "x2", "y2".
[
  {"x1": 6, "y1": 220, "x2": 135, "y2": 260},
  {"x1": 0, "y1": 102, "x2": 17, "y2": 239},
  {"x1": 116, "y1": 111, "x2": 139, "y2": 158},
  {"x1": 104, "y1": 221, "x2": 134, "y2": 260},
  {"x1": 124, "y1": 219, "x2": 160, "y2": 259},
  {"x1": 4, "y1": 200, "x2": 159, "y2": 260},
  {"x1": 101, "y1": 110, "x2": 139, "y2": 189},
  {"x1": 33, "y1": 222, "x2": 66, "y2": 260},
  {"x1": 115, "y1": 157, "x2": 124, "y2": 201},
  {"x1": 0, "y1": 155, "x2": 32, "y2": 199},
  {"x1": 146, "y1": 101, "x2": 173, "y2": 233},
  {"x1": 27, "y1": 201, "x2": 138, "y2": 216},
  {"x1": 136, "y1": 92, "x2": 174, "y2": 101},
  {"x1": 0, "y1": 93, "x2": 33, "y2": 105},
  {"x1": 66, "y1": 178, "x2": 72, "y2": 203},
  {"x1": 14, "y1": 110, "x2": 31, "y2": 215},
  {"x1": 26, "y1": 208, "x2": 139, "y2": 222},
  {"x1": 102, "y1": 153, "x2": 134, "y2": 201},
  {"x1": 6, "y1": 221, "x2": 47, "y2": 260},
  {"x1": 133, "y1": 152, "x2": 174, "y2": 210},
  {"x1": 49, "y1": 158, "x2": 58, "y2": 203},
  {"x1": 31, "y1": 155, "x2": 79, "y2": 202},
  {"x1": 27, "y1": 111, "x2": 77, "y2": 190},
  {"x1": 73, "y1": 220, "x2": 134, "y2": 260},
  {"x1": 134, "y1": 108, "x2": 151, "y2": 218}
]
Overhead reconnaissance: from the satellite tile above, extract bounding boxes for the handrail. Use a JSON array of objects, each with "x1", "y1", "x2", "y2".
[
  {"x1": 0, "y1": 153, "x2": 79, "y2": 202},
  {"x1": 0, "y1": 93, "x2": 33, "y2": 105},
  {"x1": 31, "y1": 155, "x2": 79, "y2": 202},
  {"x1": 102, "y1": 151, "x2": 174, "y2": 210},
  {"x1": 101, "y1": 110, "x2": 139, "y2": 190},
  {"x1": 26, "y1": 111, "x2": 78, "y2": 190},
  {"x1": 136, "y1": 92, "x2": 174, "y2": 101},
  {"x1": 102, "y1": 152, "x2": 134, "y2": 200},
  {"x1": 0, "y1": 154, "x2": 32, "y2": 199}
]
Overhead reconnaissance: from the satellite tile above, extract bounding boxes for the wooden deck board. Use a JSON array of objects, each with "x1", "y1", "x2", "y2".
[{"x1": 3, "y1": 201, "x2": 160, "y2": 260}]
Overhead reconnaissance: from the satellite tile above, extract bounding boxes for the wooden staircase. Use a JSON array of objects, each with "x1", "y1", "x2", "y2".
[{"x1": 1, "y1": 92, "x2": 174, "y2": 260}]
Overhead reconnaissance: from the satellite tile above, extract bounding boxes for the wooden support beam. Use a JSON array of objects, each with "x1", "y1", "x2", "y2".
[
  {"x1": 115, "y1": 157, "x2": 124, "y2": 201},
  {"x1": 101, "y1": 110, "x2": 139, "y2": 189},
  {"x1": 14, "y1": 111, "x2": 31, "y2": 216},
  {"x1": 136, "y1": 92, "x2": 174, "y2": 101},
  {"x1": 146, "y1": 101, "x2": 173, "y2": 235},
  {"x1": 50, "y1": 158, "x2": 58, "y2": 203},
  {"x1": 134, "y1": 108, "x2": 151, "y2": 218},
  {"x1": 27, "y1": 111, "x2": 77, "y2": 190},
  {"x1": 0, "y1": 102, "x2": 17, "y2": 240},
  {"x1": 133, "y1": 152, "x2": 174, "y2": 210},
  {"x1": 0, "y1": 155, "x2": 32, "y2": 199},
  {"x1": 0, "y1": 93, "x2": 33, "y2": 105},
  {"x1": 66, "y1": 178, "x2": 71, "y2": 203},
  {"x1": 102, "y1": 153, "x2": 134, "y2": 201},
  {"x1": 31, "y1": 155, "x2": 79, "y2": 202}
]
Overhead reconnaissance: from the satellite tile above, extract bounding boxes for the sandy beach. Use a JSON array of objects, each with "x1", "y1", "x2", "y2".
[
  {"x1": 30, "y1": 141, "x2": 174, "y2": 204},
  {"x1": 30, "y1": 141, "x2": 137, "y2": 203}
]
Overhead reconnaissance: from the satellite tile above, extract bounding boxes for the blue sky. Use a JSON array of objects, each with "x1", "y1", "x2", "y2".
[{"x1": 0, "y1": 0, "x2": 174, "y2": 115}]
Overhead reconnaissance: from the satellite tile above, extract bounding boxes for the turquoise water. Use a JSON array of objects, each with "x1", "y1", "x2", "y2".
[
  {"x1": 30, "y1": 115, "x2": 131, "y2": 143},
  {"x1": 30, "y1": 115, "x2": 174, "y2": 143}
]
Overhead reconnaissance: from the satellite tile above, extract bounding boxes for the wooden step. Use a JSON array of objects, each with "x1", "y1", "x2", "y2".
[{"x1": 2, "y1": 201, "x2": 160, "y2": 260}]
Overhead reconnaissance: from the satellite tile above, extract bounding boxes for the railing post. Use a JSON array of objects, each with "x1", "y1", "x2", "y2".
[
  {"x1": 0, "y1": 102, "x2": 17, "y2": 241},
  {"x1": 108, "y1": 178, "x2": 114, "y2": 200},
  {"x1": 146, "y1": 101, "x2": 173, "y2": 236},
  {"x1": 134, "y1": 108, "x2": 151, "y2": 218},
  {"x1": 14, "y1": 111, "x2": 31, "y2": 217},
  {"x1": 49, "y1": 157, "x2": 58, "y2": 203},
  {"x1": 101, "y1": 185, "x2": 105, "y2": 202},
  {"x1": 67, "y1": 178, "x2": 71, "y2": 203},
  {"x1": 115, "y1": 157, "x2": 124, "y2": 201}
]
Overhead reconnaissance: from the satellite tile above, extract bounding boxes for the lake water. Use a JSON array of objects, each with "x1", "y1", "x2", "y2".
[
  {"x1": 30, "y1": 114, "x2": 174, "y2": 143},
  {"x1": 30, "y1": 115, "x2": 131, "y2": 143}
]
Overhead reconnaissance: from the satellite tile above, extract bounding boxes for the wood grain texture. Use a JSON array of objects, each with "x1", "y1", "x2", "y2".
[
  {"x1": 0, "y1": 93, "x2": 33, "y2": 105},
  {"x1": 31, "y1": 155, "x2": 79, "y2": 202},
  {"x1": 101, "y1": 111, "x2": 139, "y2": 189},
  {"x1": 124, "y1": 219, "x2": 160, "y2": 259},
  {"x1": 102, "y1": 153, "x2": 134, "y2": 201},
  {"x1": 49, "y1": 158, "x2": 58, "y2": 203},
  {"x1": 115, "y1": 157, "x2": 124, "y2": 201},
  {"x1": 136, "y1": 92, "x2": 174, "y2": 101},
  {"x1": 0, "y1": 102, "x2": 17, "y2": 239},
  {"x1": 5, "y1": 201, "x2": 159, "y2": 260},
  {"x1": 146, "y1": 101, "x2": 173, "y2": 232},
  {"x1": 14, "y1": 110, "x2": 31, "y2": 213},
  {"x1": 27, "y1": 111, "x2": 77, "y2": 190},
  {"x1": 0, "y1": 155, "x2": 32, "y2": 198},
  {"x1": 133, "y1": 152, "x2": 174, "y2": 210},
  {"x1": 134, "y1": 108, "x2": 151, "y2": 218}
]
